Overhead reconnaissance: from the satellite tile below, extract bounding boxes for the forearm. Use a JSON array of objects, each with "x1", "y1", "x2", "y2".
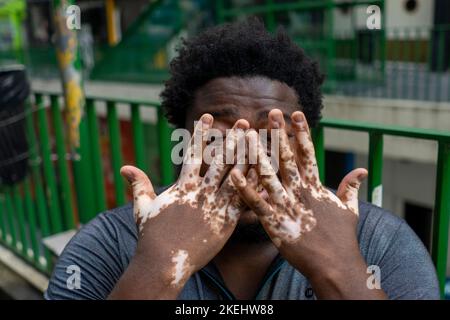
[
  {"x1": 307, "y1": 256, "x2": 388, "y2": 300},
  {"x1": 108, "y1": 250, "x2": 187, "y2": 300}
]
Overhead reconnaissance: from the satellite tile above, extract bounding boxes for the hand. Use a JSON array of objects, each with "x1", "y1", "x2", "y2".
[
  {"x1": 120, "y1": 114, "x2": 249, "y2": 289},
  {"x1": 231, "y1": 109, "x2": 385, "y2": 299}
]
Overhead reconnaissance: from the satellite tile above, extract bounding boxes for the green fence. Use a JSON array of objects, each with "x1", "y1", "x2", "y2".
[
  {"x1": 0, "y1": 91, "x2": 449, "y2": 297},
  {"x1": 0, "y1": 91, "x2": 174, "y2": 274}
]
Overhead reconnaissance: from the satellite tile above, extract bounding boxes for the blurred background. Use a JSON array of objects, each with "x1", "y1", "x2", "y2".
[{"x1": 0, "y1": 0, "x2": 449, "y2": 299}]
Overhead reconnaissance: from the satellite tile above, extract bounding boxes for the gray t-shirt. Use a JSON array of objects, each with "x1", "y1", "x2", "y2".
[{"x1": 45, "y1": 200, "x2": 440, "y2": 300}]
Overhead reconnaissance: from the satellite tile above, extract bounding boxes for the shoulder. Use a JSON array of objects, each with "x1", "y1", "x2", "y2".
[
  {"x1": 357, "y1": 201, "x2": 440, "y2": 299},
  {"x1": 45, "y1": 204, "x2": 137, "y2": 300}
]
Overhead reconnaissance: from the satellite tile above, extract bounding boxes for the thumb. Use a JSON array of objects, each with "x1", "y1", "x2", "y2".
[
  {"x1": 336, "y1": 168, "x2": 368, "y2": 215},
  {"x1": 120, "y1": 165, "x2": 156, "y2": 200},
  {"x1": 121, "y1": 165, "x2": 156, "y2": 226}
]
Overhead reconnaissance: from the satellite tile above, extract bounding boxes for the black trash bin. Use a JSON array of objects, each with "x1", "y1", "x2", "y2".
[{"x1": 0, "y1": 65, "x2": 31, "y2": 186}]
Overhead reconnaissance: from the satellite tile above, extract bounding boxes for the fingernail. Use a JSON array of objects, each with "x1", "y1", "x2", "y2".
[
  {"x1": 292, "y1": 112, "x2": 304, "y2": 124},
  {"x1": 231, "y1": 170, "x2": 246, "y2": 187},
  {"x1": 271, "y1": 113, "x2": 283, "y2": 129},
  {"x1": 201, "y1": 114, "x2": 213, "y2": 125},
  {"x1": 236, "y1": 120, "x2": 247, "y2": 130},
  {"x1": 357, "y1": 172, "x2": 368, "y2": 181}
]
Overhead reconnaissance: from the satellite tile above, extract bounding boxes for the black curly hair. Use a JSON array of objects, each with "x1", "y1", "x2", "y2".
[{"x1": 160, "y1": 17, "x2": 325, "y2": 128}]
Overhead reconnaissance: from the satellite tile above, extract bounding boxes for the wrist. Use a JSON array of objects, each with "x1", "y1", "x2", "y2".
[{"x1": 307, "y1": 255, "x2": 386, "y2": 300}]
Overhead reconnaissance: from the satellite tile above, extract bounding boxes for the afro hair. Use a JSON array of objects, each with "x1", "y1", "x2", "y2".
[{"x1": 160, "y1": 17, "x2": 325, "y2": 128}]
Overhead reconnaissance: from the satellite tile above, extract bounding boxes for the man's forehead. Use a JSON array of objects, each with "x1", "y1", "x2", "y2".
[{"x1": 195, "y1": 76, "x2": 299, "y2": 104}]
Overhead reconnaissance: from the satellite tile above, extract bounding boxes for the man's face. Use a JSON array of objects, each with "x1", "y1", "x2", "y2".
[{"x1": 184, "y1": 76, "x2": 301, "y2": 242}]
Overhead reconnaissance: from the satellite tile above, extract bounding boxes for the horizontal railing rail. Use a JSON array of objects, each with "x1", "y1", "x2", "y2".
[{"x1": 0, "y1": 91, "x2": 448, "y2": 297}]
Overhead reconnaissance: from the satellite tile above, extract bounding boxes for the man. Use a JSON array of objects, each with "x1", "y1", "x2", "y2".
[{"x1": 45, "y1": 18, "x2": 439, "y2": 300}]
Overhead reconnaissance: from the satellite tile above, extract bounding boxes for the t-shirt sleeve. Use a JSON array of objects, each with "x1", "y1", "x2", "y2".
[
  {"x1": 44, "y1": 207, "x2": 136, "y2": 300},
  {"x1": 374, "y1": 219, "x2": 440, "y2": 299}
]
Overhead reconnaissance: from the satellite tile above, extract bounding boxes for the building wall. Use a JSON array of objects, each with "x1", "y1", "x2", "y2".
[{"x1": 333, "y1": 0, "x2": 435, "y2": 38}]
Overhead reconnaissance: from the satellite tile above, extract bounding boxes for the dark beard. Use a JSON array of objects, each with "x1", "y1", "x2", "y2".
[{"x1": 228, "y1": 221, "x2": 271, "y2": 244}]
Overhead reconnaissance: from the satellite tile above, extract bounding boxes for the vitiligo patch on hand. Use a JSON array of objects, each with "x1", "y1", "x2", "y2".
[{"x1": 170, "y1": 250, "x2": 193, "y2": 287}]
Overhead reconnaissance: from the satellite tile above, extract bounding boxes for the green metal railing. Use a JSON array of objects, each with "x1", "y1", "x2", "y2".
[
  {"x1": 0, "y1": 91, "x2": 174, "y2": 274},
  {"x1": 0, "y1": 91, "x2": 448, "y2": 297},
  {"x1": 313, "y1": 119, "x2": 450, "y2": 298}
]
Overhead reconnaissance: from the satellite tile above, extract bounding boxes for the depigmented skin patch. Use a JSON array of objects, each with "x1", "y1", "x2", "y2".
[
  {"x1": 129, "y1": 115, "x2": 248, "y2": 288},
  {"x1": 231, "y1": 109, "x2": 366, "y2": 278}
]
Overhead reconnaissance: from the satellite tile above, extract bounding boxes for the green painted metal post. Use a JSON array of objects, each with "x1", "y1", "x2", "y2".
[
  {"x1": 431, "y1": 141, "x2": 450, "y2": 298},
  {"x1": 4, "y1": 189, "x2": 16, "y2": 246},
  {"x1": 265, "y1": 0, "x2": 276, "y2": 32},
  {"x1": 72, "y1": 117, "x2": 97, "y2": 223},
  {"x1": 215, "y1": 0, "x2": 225, "y2": 23},
  {"x1": 23, "y1": 178, "x2": 40, "y2": 263},
  {"x1": 131, "y1": 103, "x2": 147, "y2": 173},
  {"x1": 414, "y1": 27, "x2": 422, "y2": 100},
  {"x1": 325, "y1": 0, "x2": 336, "y2": 93},
  {"x1": 379, "y1": 0, "x2": 386, "y2": 82},
  {"x1": 157, "y1": 107, "x2": 175, "y2": 186},
  {"x1": 35, "y1": 94, "x2": 63, "y2": 233},
  {"x1": 25, "y1": 100, "x2": 52, "y2": 269},
  {"x1": 0, "y1": 193, "x2": 6, "y2": 242},
  {"x1": 312, "y1": 126, "x2": 325, "y2": 184},
  {"x1": 435, "y1": 27, "x2": 445, "y2": 101},
  {"x1": 50, "y1": 95, "x2": 75, "y2": 229},
  {"x1": 86, "y1": 99, "x2": 107, "y2": 213},
  {"x1": 107, "y1": 101, "x2": 125, "y2": 206},
  {"x1": 368, "y1": 133, "x2": 383, "y2": 206},
  {"x1": 12, "y1": 184, "x2": 28, "y2": 256}
]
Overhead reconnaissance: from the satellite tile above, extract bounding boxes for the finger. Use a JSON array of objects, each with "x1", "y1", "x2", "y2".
[
  {"x1": 246, "y1": 167, "x2": 258, "y2": 189},
  {"x1": 120, "y1": 165, "x2": 156, "y2": 224},
  {"x1": 218, "y1": 161, "x2": 249, "y2": 223},
  {"x1": 247, "y1": 130, "x2": 288, "y2": 206},
  {"x1": 224, "y1": 167, "x2": 256, "y2": 213},
  {"x1": 336, "y1": 168, "x2": 368, "y2": 215},
  {"x1": 268, "y1": 109, "x2": 301, "y2": 193},
  {"x1": 230, "y1": 168, "x2": 274, "y2": 217},
  {"x1": 179, "y1": 114, "x2": 213, "y2": 185},
  {"x1": 291, "y1": 111, "x2": 320, "y2": 188},
  {"x1": 202, "y1": 119, "x2": 249, "y2": 191}
]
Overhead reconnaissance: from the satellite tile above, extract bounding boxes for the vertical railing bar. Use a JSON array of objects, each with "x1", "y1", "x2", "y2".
[
  {"x1": 435, "y1": 28, "x2": 445, "y2": 102},
  {"x1": 71, "y1": 112, "x2": 96, "y2": 224},
  {"x1": 12, "y1": 184, "x2": 29, "y2": 256},
  {"x1": 25, "y1": 98, "x2": 52, "y2": 270},
  {"x1": 157, "y1": 106, "x2": 175, "y2": 186},
  {"x1": 23, "y1": 177, "x2": 40, "y2": 264},
  {"x1": 311, "y1": 125, "x2": 325, "y2": 184},
  {"x1": 0, "y1": 191, "x2": 7, "y2": 242},
  {"x1": 431, "y1": 141, "x2": 450, "y2": 298},
  {"x1": 424, "y1": 26, "x2": 433, "y2": 101},
  {"x1": 414, "y1": 27, "x2": 422, "y2": 101},
  {"x1": 35, "y1": 93, "x2": 63, "y2": 233},
  {"x1": 50, "y1": 95, "x2": 75, "y2": 229},
  {"x1": 86, "y1": 98, "x2": 107, "y2": 213},
  {"x1": 367, "y1": 132, "x2": 383, "y2": 206},
  {"x1": 107, "y1": 101, "x2": 125, "y2": 206},
  {"x1": 131, "y1": 103, "x2": 147, "y2": 173},
  {"x1": 4, "y1": 188, "x2": 17, "y2": 247}
]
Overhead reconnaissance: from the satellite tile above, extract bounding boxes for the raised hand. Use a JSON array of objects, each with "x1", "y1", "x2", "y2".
[
  {"x1": 230, "y1": 109, "x2": 385, "y2": 299},
  {"x1": 119, "y1": 114, "x2": 249, "y2": 290}
]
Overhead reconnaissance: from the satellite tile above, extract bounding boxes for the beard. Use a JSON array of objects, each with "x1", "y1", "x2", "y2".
[{"x1": 228, "y1": 215, "x2": 271, "y2": 244}]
